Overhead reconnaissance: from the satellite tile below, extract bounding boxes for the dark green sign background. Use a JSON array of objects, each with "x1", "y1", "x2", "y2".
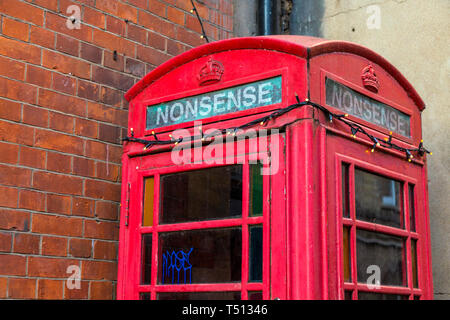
[{"x1": 146, "y1": 76, "x2": 282, "y2": 130}]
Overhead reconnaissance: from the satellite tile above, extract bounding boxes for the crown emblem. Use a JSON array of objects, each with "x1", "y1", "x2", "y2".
[
  {"x1": 361, "y1": 64, "x2": 380, "y2": 93},
  {"x1": 197, "y1": 57, "x2": 224, "y2": 86}
]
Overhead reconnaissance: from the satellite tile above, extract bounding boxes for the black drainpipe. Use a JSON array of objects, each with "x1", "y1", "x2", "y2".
[{"x1": 258, "y1": 0, "x2": 279, "y2": 35}]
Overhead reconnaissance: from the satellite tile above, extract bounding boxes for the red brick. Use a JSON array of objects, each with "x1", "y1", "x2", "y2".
[
  {"x1": 98, "y1": 123, "x2": 121, "y2": 144},
  {"x1": 38, "y1": 89, "x2": 87, "y2": 117},
  {"x1": 13, "y1": 233, "x2": 40, "y2": 254},
  {"x1": 80, "y1": 42, "x2": 103, "y2": 64},
  {"x1": 32, "y1": 213, "x2": 83, "y2": 237},
  {"x1": 85, "y1": 179, "x2": 121, "y2": 202},
  {"x1": 104, "y1": 50, "x2": 125, "y2": 72},
  {"x1": 72, "y1": 197, "x2": 95, "y2": 217},
  {"x1": 0, "y1": 209, "x2": 29, "y2": 231},
  {"x1": 148, "y1": 31, "x2": 166, "y2": 51},
  {"x1": 0, "y1": 254, "x2": 26, "y2": 276},
  {"x1": 28, "y1": 256, "x2": 79, "y2": 278},
  {"x1": 140, "y1": 11, "x2": 176, "y2": 38},
  {"x1": 92, "y1": 29, "x2": 135, "y2": 57},
  {"x1": 34, "y1": 128, "x2": 84, "y2": 155},
  {"x1": 106, "y1": 16, "x2": 126, "y2": 36},
  {"x1": 33, "y1": 171, "x2": 83, "y2": 196},
  {"x1": 167, "y1": 39, "x2": 185, "y2": 56},
  {"x1": 41, "y1": 236, "x2": 67, "y2": 256},
  {"x1": 81, "y1": 260, "x2": 117, "y2": 280},
  {"x1": 87, "y1": 102, "x2": 127, "y2": 127},
  {"x1": 0, "y1": 277, "x2": 7, "y2": 298},
  {"x1": 0, "y1": 99, "x2": 21, "y2": 122},
  {"x1": 96, "y1": 162, "x2": 121, "y2": 183},
  {"x1": 0, "y1": 232, "x2": 12, "y2": 252},
  {"x1": 26, "y1": 66, "x2": 52, "y2": 88},
  {"x1": 8, "y1": 278, "x2": 36, "y2": 299},
  {"x1": 136, "y1": 45, "x2": 171, "y2": 66},
  {"x1": 56, "y1": 34, "x2": 79, "y2": 56},
  {"x1": 99, "y1": 87, "x2": 122, "y2": 108},
  {"x1": 30, "y1": 25, "x2": 55, "y2": 49},
  {"x1": 0, "y1": 164, "x2": 32, "y2": 188},
  {"x1": 38, "y1": 279, "x2": 63, "y2": 299},
  {"x1": 73, "y1": 156, "x2": 95, "y2": 177},
  {"x1": 90, "y1": 281, "x2": 114, "y2": 299},
  {"x1": 93, "y1": 240, "x2": 117, "y2": 260},
  {"x1": 176, "y1": 26, "x2": 204, "y2": 47},
  {"x1": 125, "y1": 58, "x2": 146, "y2": 77},
  {"x1": 148, "y1": 0, "x2": 167, "y2": 17},
  {"x1": 46, "y1": 194, "x2": 72, "y2": 215},
  {"x1": 49, "y1": 111, "x2": 75, "y2": 134},
  {"x1": 69, "y1": 238, "x2": 92, "y2": 258},
  {"x1": 46, "y1": 151, "x2": 72, "y2": 174},
  {"x1": 65, "y1": 280, "x2": 89, "y2": 299},
  {"x1": 22, "y1": 104, "x2": 49, "y2": 127},
  {"x1": 185, "y1": 14, "x2": 203, "y2": 34},
  {"x1": 0, "y1": 120, "x2": 34, "y2": 146},
  {"x1": 2, "y1": 17, "x2": 29, "y2": 41},
  {"x1": 19, "y1": 146, "x2": 46, "y2": 169},
  {"x1": 95, "y1": 201, "x2": 119, "y2": 221},
  {"x1": 19, "y1": 190, "x2": 46, "y2": 212},
  {"x1": 0, "y1": 142, "x2": 19, "y2": 165},
  {"x1": 42, "y1": 50, "x2": 90, "y2": 80},
  {"x1": 167, "y1": 6, "x2": 185, "y2": 25},
  {"x1": 0, "y1": 37, "x2": 41, "y2": 65},
  {"x1": 74, "y1": 118, "x2": 98, "y2": 139},
  {"x1": 52, "y1": 73, "x2": 77, "y2": 95},
  {"x1": 96, "y1": 0, "x2": 138, "y2": 23},
  {"x1": 92, "y1": 65, "x2": 134, "y2": 91},
  {"x1": 0, "y1": 55, "x2": 26, "y2": 81},
  {"x1": 127, "y1": 24, "x2": 147, "y2": 44},
  {"x1": 107, "y1": 145, "x2": 123, "y2": 164},
  {"x1": 84, "y1": 219, "x2": 119, "y2": 241},
  {"x1": 0, "y1": 77, "x2": 37, "y2": 105},
  {"x1": 33, "y1": 0, "x2": 59, "y2": 11},
  {"x1": 85, "y1": 140, "x2": 107, "y2": 161},
  {"x1": 78, "y1": 80, "x2": 100, "y2": 101},
  {"x1": 0, "y1": 0, "x2": 44, "y2": 25},
  {"x1": 128, "y1": 0, "x2": 147, "y2": 10},
  {"x1": 83, "y1": 6, "x2": 106, "y2": 29},
  {"x1": 46, "y1": 12, "x2": 92, "y2": 42}
]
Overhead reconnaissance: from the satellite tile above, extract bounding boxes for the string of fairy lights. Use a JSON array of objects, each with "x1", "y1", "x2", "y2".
[
  {"x1": 123, "y1": 97, "x2": 431, "y2": 163},
  {"x1": 190, "y1": 0, "x2": 210, "y2": 43}
]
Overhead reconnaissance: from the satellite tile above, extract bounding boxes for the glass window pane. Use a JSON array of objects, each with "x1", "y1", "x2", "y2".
[
  {"x1": 141, "y1": 234, "x2": 152, "y2": 285},
  {"x1": 355, "y1": 168, "x2": 403, "y2": 228},
  {"x1": 142, "y1": 177, "x2": 154, "y2": 227},
  {"x1": 411, "y1": 239, "x2": 418, "y2": 288},
  {"x1": 157, "y1": 291, "x2": 241, "y2": 300},
  {"x1": 343, "y1": 226, "x2": 351, "y2": 282},
  {"x1": 358, "y1": 292, "x2": 408, "y2": 300},
  {"x1": 140, "y1": 292, "x2": 151, "y2": 300},
  {"x1": 342, "y1": 163, "x2": 350, "y2": 218},
  {"x1": 158, "y1": 228, "x2": 241, "y2": 284},
  {"x1": 248, "y1": 291, "x2": 263, "y2": 300},
  {"x1": 249, "y1": 225, "x2": 263, "y2": 282},
  {"x1": 356, "y1": 229, "x2": 407, "y2": 287},
  {"x1": 160, "y1": 165, "x2": 243, "y2": 224},
  {"x1": 344, "y1": 290, "x2": 353, "y2": 300},
  {"x1": 409, "y1": 184, "x2": 416, "y2": 232},
  {"x1": 249, "y1": 163, "x2": 263, "y2": 216}
]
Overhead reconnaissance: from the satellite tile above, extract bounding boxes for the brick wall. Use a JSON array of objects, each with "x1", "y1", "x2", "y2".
[{"x1": 0, "y1": 0, "x2": 233, "y2": 299}]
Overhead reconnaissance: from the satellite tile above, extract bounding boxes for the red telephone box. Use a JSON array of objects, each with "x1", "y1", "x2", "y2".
[{"x1": 118, "y1": 36, "x2": 433, "y2": 300}]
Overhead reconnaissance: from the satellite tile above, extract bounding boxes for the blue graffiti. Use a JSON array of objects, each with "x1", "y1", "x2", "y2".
[{"x1": 162, "y1": 248, "x2": 193, "y2": 284}]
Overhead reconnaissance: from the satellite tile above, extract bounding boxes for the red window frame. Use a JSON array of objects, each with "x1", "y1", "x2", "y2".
[
  {"x1": 118, "y1": 134, "x2": 286, "y2": 300},
  {"x1": 336, "y1": 155, "x2": 423, "y2": 300}
]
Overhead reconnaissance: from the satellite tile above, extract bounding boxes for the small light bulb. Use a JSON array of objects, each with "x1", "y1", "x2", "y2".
[{"x1": 344, "y1": 113, "x2": 349, "y2": 117}]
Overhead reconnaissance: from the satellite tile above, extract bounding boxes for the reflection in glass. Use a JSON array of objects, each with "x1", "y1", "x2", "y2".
[
  {"x1": 157, "y1": 291, "x2": 241, "y2": 300},
  {"x1": 142, "y1": 177, "x2": 154, "y2": 226},
  {"x1": 356, "y1": 229, "x2": 406, "y2": 287},
  {"x1": 158, "y1": 228, "x2": 242, "y2": 284},
  {"x1": 409, "y1": 184, "x2": 416, "y2": 232},
  {"x1": 141, "y1": 234, "x2": 152, "y2": 285},
  {"x1": 160, "y1": 165, "x2": 243, "y2": 224},
  {"x1": 358, "y1": 292, "x2": 408, "y2": 300},
  {"x1": 249, "y1": 163, "x2": 263, "y2": 216},
  {"x1": 248, "y1": 291, "x2": 263, "y2": 300},
  {"x1": 412, "y1": 239, "x2": 418, "y2": 288},
  {"x1": 355, "y1": 169, "x2": 403, "y2": 228},
  {"x1": 249, "y1": 225, "x2": 263, "y2": 282},
  {"x1": 342, "y1": 163, "x2": 350, "y2": 218},
  {"x1": 343, "y1": 226, "x2": 351, "y2": 282},
  {"x1": 140, "y1": 292, "x2": 151, "y2": 300}
]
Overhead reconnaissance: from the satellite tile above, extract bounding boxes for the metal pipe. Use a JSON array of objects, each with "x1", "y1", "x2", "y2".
[{"x1": 258, "y1": 0, "x2": 275, "y2": 35}]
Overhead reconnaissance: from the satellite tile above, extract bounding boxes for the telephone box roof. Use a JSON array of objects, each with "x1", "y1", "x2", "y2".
[{"x1": 125, "y1": 35, "x2": 425, "y2": 111}]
